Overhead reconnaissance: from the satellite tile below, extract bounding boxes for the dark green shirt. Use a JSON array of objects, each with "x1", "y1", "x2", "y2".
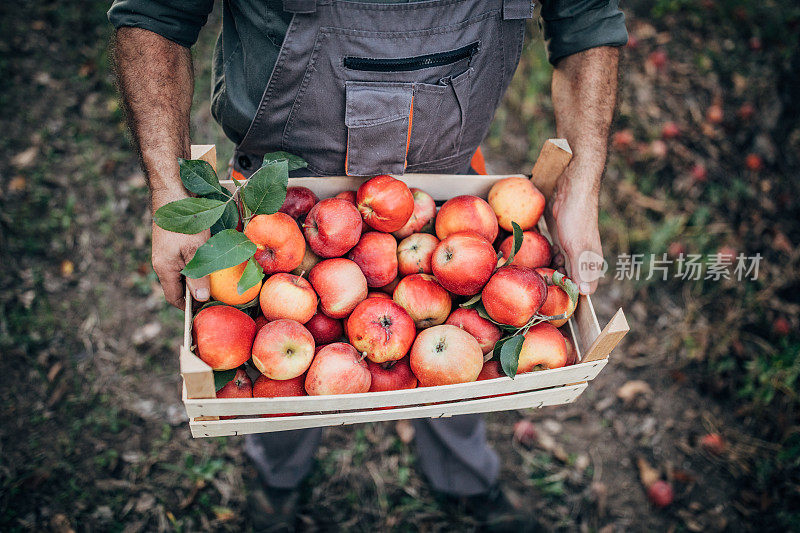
[{"x1": 108, "y1": 1, "x2": 627, "y2": 144}]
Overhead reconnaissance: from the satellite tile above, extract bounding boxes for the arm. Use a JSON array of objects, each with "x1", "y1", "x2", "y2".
[
  {"x1": 112, "y1": 27, "x2": 209, "y2": 308},
  {"x1": 550, "y1": 46, "x2": 619, "y2": 295}
]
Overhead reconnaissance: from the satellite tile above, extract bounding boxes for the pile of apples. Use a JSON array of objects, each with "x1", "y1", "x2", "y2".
[{"x1": 193, "y1": 174, "x2": 578, "y2": 408}]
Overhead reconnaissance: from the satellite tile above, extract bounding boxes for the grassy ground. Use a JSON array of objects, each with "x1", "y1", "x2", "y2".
[{"x1": 1, "y1": 1, "x2": 798, "y2": 531}]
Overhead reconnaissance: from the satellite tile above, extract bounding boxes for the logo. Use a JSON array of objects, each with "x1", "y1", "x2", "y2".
[{"x1": 577, "y1": 250, "x2": 608, "y2": 282}]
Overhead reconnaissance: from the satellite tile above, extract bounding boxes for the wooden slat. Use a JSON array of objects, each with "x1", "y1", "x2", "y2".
[
  {"x1": 581, "y1": 308, "x2": 629, "y2": 362},
  {"x1": 530, "y1": 138, "x2": 572, "y2": 201},
  {"x1": 190, "y1": 383, "x2": 588, "y2": 437},
  {"x1": 190, "y1": 144, "x2": 217, "y2": 170},
  {"x1": 183, "y1": 359, "x2": 606, "y2": 418}
]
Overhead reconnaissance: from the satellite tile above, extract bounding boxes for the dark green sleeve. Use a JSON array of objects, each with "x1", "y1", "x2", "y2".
[
  {"x1": 108, "y1": 0, "x2": 214, "y2": 48},
  {"x1": 540, "y1": 0, "x2": 628, "y2": 65}
]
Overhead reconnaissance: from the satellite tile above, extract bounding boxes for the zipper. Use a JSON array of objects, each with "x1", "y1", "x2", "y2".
[{"x1": 344, "y1": 42, "x2": 479, "y2": 73}]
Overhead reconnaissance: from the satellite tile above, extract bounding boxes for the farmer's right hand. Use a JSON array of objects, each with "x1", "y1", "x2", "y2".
[{"x1": 151, "y1": 189, "x2": 210, "y2": 309}]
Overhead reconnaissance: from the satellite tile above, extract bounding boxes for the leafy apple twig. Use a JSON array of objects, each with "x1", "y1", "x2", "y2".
[{"x1": 153, "y1": 153, "x2": 307, "y2": 294}]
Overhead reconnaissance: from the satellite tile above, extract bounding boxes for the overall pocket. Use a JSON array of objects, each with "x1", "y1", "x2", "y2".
[{"x1": 282, "y1": 11, "x2": 504, "y2": 175}]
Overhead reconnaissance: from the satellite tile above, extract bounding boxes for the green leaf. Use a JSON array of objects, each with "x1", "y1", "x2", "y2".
[
  {"x1": 262, "y1": 151, "x2": 308, "y2": 172},
  {"x1": 179, "y1": 158, "x2": 227, "y2": 197},
  {"x1": 460, "y1": 294, "x2": 483, "y2": 309},
  {"x1": 153, "y1": 197, "x2": 227, "y2": 234},
  {"x1": 505, "y1": 221, "x2": 524, "y2": 266},
  {"x1": 240, "y1": 160, "x2": 289, "y2": 215},
  {"x1": 208, "y1": 192, "x2": 240, "y2": 235},
  {"x1": 499, "y1": 335, "x2": 524, "y2": 378},
  {"x1": 181, "y1": 229, "x2": 257, "y2": 279},
  {"x1": 214, "y1": 369, "x2": 237, "y2": 392},
  {"x1": 552, "y1": 270, "x2": 580, "y2": 309},
  {"x1": 237, "y1": 257, "x2": 264, "y2": 295}
]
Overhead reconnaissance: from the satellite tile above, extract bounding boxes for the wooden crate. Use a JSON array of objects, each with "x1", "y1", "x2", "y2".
[{"x1": 180, "y1": 142, "x2": 629, "y2": 438}]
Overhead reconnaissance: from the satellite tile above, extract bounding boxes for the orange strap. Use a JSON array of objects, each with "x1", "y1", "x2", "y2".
[{"x1": 470, "y1": 146, "x2": 487, "y2": 175}]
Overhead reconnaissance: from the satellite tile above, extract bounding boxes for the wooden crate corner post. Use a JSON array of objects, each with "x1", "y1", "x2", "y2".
[
  {"x1": 190, "y1": 144, "x2": 217, "y2": 170},
  {"x1": 180, "y1": 285, "x2": 218, "y2": 422}
]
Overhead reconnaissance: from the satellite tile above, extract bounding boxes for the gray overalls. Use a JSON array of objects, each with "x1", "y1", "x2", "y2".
[{"x1": 242, "y1": 0, "x2": 532, "y2": 496}]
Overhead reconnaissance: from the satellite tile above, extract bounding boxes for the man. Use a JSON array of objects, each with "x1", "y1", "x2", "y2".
[{"x1": 109, "y1": 0, "x2": 626, "y2": 525}]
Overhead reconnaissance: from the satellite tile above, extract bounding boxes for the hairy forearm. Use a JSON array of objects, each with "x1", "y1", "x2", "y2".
[
  {"x1": 551, "y1": 46, "x2": 619, "y2": 202},
  {"x1": 112, "y1": 27, "x2": 194, "y2": 205}
]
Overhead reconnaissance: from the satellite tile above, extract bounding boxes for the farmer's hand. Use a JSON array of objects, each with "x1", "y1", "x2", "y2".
[
  {"x1": 151, "y1": 189, "x2": 210, "y2": 309},
  {"x1": 550, "y1": 166, "x2": 603, "y2": 296}
]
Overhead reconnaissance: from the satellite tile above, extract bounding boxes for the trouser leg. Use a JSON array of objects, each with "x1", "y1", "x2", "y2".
[
  {"x1": 412, "y1": 414, "x2": 500, "y2": 497},
  {"x1": 244, "y1": 428, "x2": 323, "y2": 489}
]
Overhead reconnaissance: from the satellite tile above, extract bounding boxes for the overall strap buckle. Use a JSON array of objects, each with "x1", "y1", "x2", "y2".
[
  {"x1": 503, "y1": 0, "x2": 534, "y2": 20},
  {"x1": 283, "y1": 0, "x2": 317, "y2": 14}
]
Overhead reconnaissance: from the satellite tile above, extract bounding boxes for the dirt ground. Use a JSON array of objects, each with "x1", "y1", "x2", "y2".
[{"x1": 1, "y1": 1, "x2": 798, "y2": 532}]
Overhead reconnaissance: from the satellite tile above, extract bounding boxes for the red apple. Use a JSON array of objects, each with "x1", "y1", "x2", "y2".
[
  {"x1": 435, "y1": 195, "x2": 498, "y2": 242},
  {"x1": 392, "y1": 188, "x2": 436, "y2": 239},
  {"x1": 254, "y1": 314, "x2": 269, "y2": 332},
  {"x1": 517, "y1": 322, "x2": 568, "y2": 373},
  {"x1": 487, "y1": 177, "x2": 546, "y2": 232},
  {"x1": 397, "y1": 233, "x2": 439, "y2": 276},
  {"x1": 477, "y1": 360, "x2": 504, "y2": 381},
  {"x1": 302, "y1": 198, "x2": 363, "y2": 257},
  {"x1": 499, "y1": 231, "x2": 551, "y2": 269},
  {"x1": 444, "y1": 307, "x2": 502, "y2": 355},
  {"x1": 335, "y1": 190, "x2": 357, "y2": 204},
  {"x1": 357, "y1": 175, "x2": 414, "y2": 232},
  {"x1": 216, "y1": 368, "x2": 253, "y2": 419},
  {"x1": 367, "y1": 291, "x2": 391, "y2": 299},
  {"x1": 244, "y1": 213, "x2": 306, "y2": 274},
  {"x1": 304, "y1": 310, "x2": 343, "y2": 345},
  {"x1": 431, "y1": 232, "x2": 497, "y2": 296},
  {"x1": 368, "y1": 357, "x2": 418, "y2": 392},
  {"x1": 347, "y1": 298, "x2": 416, "y2": 363},
  {"x1": 290, "y1": 245, "x2": 321, "y2": 277},
  {"x1": 410, "y1": 325, "x2": 483, "y2": 386},
  {"x1": 482, "y1": 266, "x2": 547, "y2": 327},
  {"x1": 308, "y1": 258, "x2": 368, "y2": 319},
  {"x1": 535, "y1": 267, "x2": 577, "y2": 327},
  {"x1": 259, "y1": 273, "x2": 318, "y2": 324},
  {"x1": 251, "y1": 319, "x2": 315, "y2": 380},
  {"x1": 562, "y1": 333, "x2": 578, "y2": 365},
  {"x1": 193, "y1": 305, "x2": 256, "y2": 370},
  {"x1": 253, "y1": 374, "x2": 306, "y2": 417},
  {"x1": 305, "y1": 343, "x2": 371, "y2": 395},
  {"x1": 347, "y1": 231, "x2": 398, "y2": 287},
  {"x1": 377, "y1": 276, "x2": 400, "y2": 295},
  {"x1": 392, "y1": 273, "x2": 451, "y2": 329},
  {"x1": 279, "y1": 186, "x2": 319, "y2": 220}
]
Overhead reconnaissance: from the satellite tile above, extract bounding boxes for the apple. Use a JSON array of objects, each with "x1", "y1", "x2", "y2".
[
  {"x1": 193, "y1": 305, "x2": 256, "y2": 370},
  {"x1": 308, "y1": 258, "x2": 368, "y2": 319},
  {"x1": 253, "y1": 374, "x2": 306, "y2": 417},
  {"x1": 279, "y1": 186, "x2": 319, "y2": 220},
  {"x1": 251, "y1": 319, "x2": 315, "y2": 380},
  {"x1": 562, "y1": 333, "x2": 578, "y2": 365},
  {"x1": 397, "y1": 233, "x2": 439, "y2": 276},
  {"x1": 305, "y1": 342, "x2": 371, "y2": 395},
  {"x1": 435, "y1": 195, "x2": 498, "y2": 242},
  {"x1": 346, "y1": 298, "x2": 416, "y2": 363},
  {"x1": 290, "y1": 245, "x2": 322, "y2": 277},
  {"x1": 304, "y1": 310, "x2": 343, "y2": 345},
  {"x1": 335, "y1": 190, "x2": 357, "y2": 204},
  {"x1": 481, "y1": 266, "x2": 547, "y2": 327},
  {"x1": 368, "y1": 357, "x2": 418, "y2": 392},
  {"x1": 517, "y1": 322, "x2": 568, "y2": 373},
  {"x1": 444, "y1": 307, "x2": 502, "y2": 355},
  {"x1": 392, "y1": 188, "x2": 436, "y2": 239},
  {"x1": 367, "y1": 291, "x2": 391, "y2": 299},
  {"x1": 431, "y1": 232, "x2": 497, "y2": 296},
  {"x1": 357, "y1": 174, "x2": 415, "y2": 232},
  {"x1": 254, "y1": 314, "x2": 269, "y2": 332},
  {"x1": 347, "y1": 232, "x2": 398, "y2": 287},
  {"x1": 216, "y1": 368, "x2": 253, "y2": 419},
  {"x1": 302, "y1": 198, "x2": 363, "y2": 257},
  {"x1": 499, "y1": 231, "x2": 551, "y2": 269},
  {"x1": 208, "y1": 261, "x2": 262, "y2": 306},
  {"x1": 259, "y1": 273, "x2": 318, "y2": 324},
  {"x1": 244, "y1": 213, "x2": 305, "y2": 274},
  {"x1": 477, "y1": 360, "x2": 504, "y2": 381},
  {"x1": 535, "y1": 267, "x2": 576, "y2": 327},
  {"x1": 410, "y1": 325, "x2": 483, "y2": 386},
  {"x1": 392, "y1": 273, "x2": 451, "y2": 329},
  {"x1": 487, "y1": 177, "x2": 546, "y2": 232},
  {"x1": 377, "y1": 275, "x2": 400, "y2": 295}
]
